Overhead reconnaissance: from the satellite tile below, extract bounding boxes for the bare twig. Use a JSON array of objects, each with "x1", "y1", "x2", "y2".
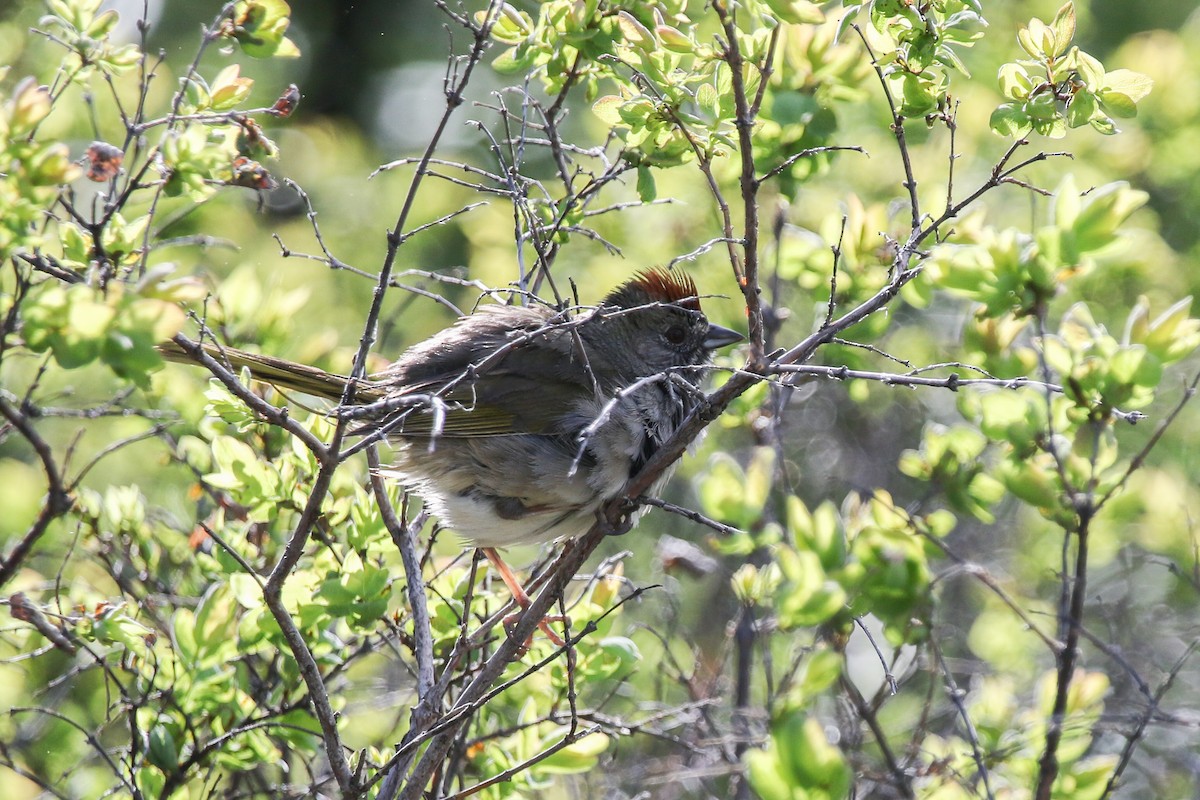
[
  {"x1": 0, "y1": 397, "x2": 72, "y2": 590},
  {"x1": 635, "y1": 496, "x2": 744, "y2": 537},
  {"x1": 1097, "y1": 369, "x2": 1200, "y2": 509},
  {"x1": 369, "y1": 447, "x2": 436, "y2": 800},
  {"x1": 1101, "y1": 641, "x2": 1197, "y2": 798},
  {"x1": 930, "y1": 636, "x2": 995, "y2": 799},
  {"x1": 853, "y1": 24, "x2": 921, "y2": 231},
  {"x1": 840, "y1": 674, "x2": 915, "y2": 799},
  {"x1": 713, "y1": 0, "x2": 767, "y2": 362}
]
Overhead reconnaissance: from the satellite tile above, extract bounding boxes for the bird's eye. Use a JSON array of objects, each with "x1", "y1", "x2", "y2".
[{"x1": 665, "y1": 325, "x2": 687, "y2": 345}]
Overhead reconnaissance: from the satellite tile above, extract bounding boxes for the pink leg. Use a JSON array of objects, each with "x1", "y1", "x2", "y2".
[{"x1": 481, "y1": 547, "x2": 567, "y2": 646}]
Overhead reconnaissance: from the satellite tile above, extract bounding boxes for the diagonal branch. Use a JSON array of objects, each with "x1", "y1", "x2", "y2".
[{"x1": 0, "y1": 397, "x2": 72, "y2": 590}]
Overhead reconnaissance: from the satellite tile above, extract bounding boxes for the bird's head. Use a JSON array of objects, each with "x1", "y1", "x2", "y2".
[{"x1": 590, "y1": 268, "x2": 742, "y2": 379}]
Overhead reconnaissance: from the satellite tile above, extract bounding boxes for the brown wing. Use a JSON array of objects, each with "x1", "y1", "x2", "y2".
[{"x1": 373, "y1": 305, "x2": 597, "y2": 438}]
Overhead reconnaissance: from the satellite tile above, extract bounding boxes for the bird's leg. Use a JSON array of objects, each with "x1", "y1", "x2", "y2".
[{"x1": 480, "y1": 547, "x2": 567, "y2": 647}]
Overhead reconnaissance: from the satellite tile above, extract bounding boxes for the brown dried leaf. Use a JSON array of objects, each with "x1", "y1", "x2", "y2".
[{"x1": 85, "y1": 141, "x2": 124, "y2": 182}]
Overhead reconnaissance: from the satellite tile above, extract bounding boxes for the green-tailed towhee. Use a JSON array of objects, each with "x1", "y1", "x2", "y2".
[
  {"x1": 165, "y1": 269, "x2": 740, "y2": 636},
  {"x1": 378, "y1": 268, "x2": 740, "y2": 546}
]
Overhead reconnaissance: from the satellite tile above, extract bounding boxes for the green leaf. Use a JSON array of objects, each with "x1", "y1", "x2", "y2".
[
  {"x1": 230, "y1": 573, "x2": 263, "y2": 609},
  {"x1": 489, "y1": 3, "x2": 532, "y2": 43},
  {"x1": 1000, "y1": 460, "x2": 1061, "y2": 511},
  {"x1": 86, "y1": 8, "x2": 119, "y2": 37},
  {"x1": 173, "y1": 609, "x2": 197, "y2": 664},
  {"x1": 1054, "y1": 174, "x2": 1080, "y2": 228},
  {"x1": 656, "y1": 24, "x2": 693, "y2": 54},
  {"x1": 616, "y1": 11, "x2": 653, "y2": 50},
  {"x1": 1066, "y1": 90, "x2": 1098, "y2": 128},
  {"x1": 990, "y1": 104, "x2": 1031, "y2": 137},
  {"x1": 836, "y1": 5, "x2": 863, "y2": 41},
  {"x1": 776, "y1": 549, "x2": 846, "y2": 628},
  {"x1": 58, "y1": 298, "x2": 115, "y2": 367},
  {"x1": 209, "y1": 64, "x2": 253, "y2": 110},
  {"x1": 536, "y1": 732, "x2": 610, "y2": 774},
  {"x1": 491, "y1": 46, "x2": 528, "y2": 75},
  {"x1": 591, "y1": 95, "x2": 623, "y2": 125},
  {"x1": 744, "y1": 447, "x2": 776, "y2": 511},
  {"x1": 978, "y1": 391, "x2": 1034, "y2": 444},
  {"x1": 1098, "y1": 90, "x2": 1137, "y2": 119},
  {"x1": 1089, "y1": 115, "x2": 1117, "y2": 135},
  {"x1": 745, "y1": 746, "x2": 793, "y2": 800},
  {"x1": 763, "y1": 0, "x2": 825, "y2": 25},
  {"x1": 1050, "y1": 2, "x2": 1076, "y2": 57},
  {"x1": 1017, "y1": 24, "x2": 1043, "y2": 60},
  {"x1": 1071, "y1": 181, "x2": 1148, "y2": 252},
  {"x1": 636, "y1": 164, "x2": 656, "y2": 202},
  {"x1": 695, "y1": 83, "x2": 720, "y2": 119},
  {"x1": 1102, "y1": 68, "x2": 1153, "y2": 102},
  {"x1": 696, "y1": 453, "x2": 751, "y2": 526},
  {"x1": 100, "y1": 43, "x2": 142, "y2": 72},
  {"x1": 1074, "y1": 48, "x2": 1106, "y2": 87},
  {"x1": 1133, "y1": 296, "x2": 1200, "y2": 363},
  {"x1": 10, "y1": 78, "x2": 51, "y2": 135},
  {"x1": 136, "y1": 766, "x2": 166, "y2": 798},
  {"x1": 924, "y1": 509, "x2": 957, "y2": 537},
  {"x1": 798, "y1": 649, "x2": 842, "y2": 698},
  {"x1": 789, "y1": 497, "x2": 846, "y2": 569},
  {"x1": 899, "y1": 74, "x2": 937, "y2": 117},
  {"x1": 773, "y1": 712, "x2": 852, "y2": 796},
  {"x1": 1109, "y1": 346, "x2": 1161, "y2": 389},
  {"x1": 147, "y1": 725, "x2": 179, "y2": 771},
  {"x1": 230, "y1": 0, "x2": 300, "y2": 58},
  {"x1": 596, "y1": 636, "x2": 641, "y2": 676},
  {"x1": 1068, "y1": 755, "x2": 1121, "y2": 800},
  {"x1": 1033, "y1": 113, "x2": 1068, "y2": 139}
]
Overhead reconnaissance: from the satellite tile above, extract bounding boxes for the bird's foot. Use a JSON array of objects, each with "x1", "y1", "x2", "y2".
[
  {"x1": 502, "y1": 609, "x2": 568, "y2": 649},
  {"x1": 481, "y1": 547, "x2": 569, "y2": 648}
]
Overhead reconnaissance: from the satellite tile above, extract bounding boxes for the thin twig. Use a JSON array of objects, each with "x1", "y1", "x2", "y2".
[
  {"x1": 1101, "y1": 641, "x2": 1197, "y2": 798},
  {"x1": 0, "y1": 398, "x2": 72, "y2": 590},
  {"x1": 930, "y1": 636, "x2": 995, "y2": 799},
  {"x1": 635, "y1": 496, "x2": 743, "y2": 536},
  {"x1": 840, "y1": 674, "x2": 915, "y2": 798},
  {"x1": 369, "y1": 448, "x2": 436, "y2": 800},
  {"x1": 853, "y1": 24, "x2": 921, "y2": 231}
]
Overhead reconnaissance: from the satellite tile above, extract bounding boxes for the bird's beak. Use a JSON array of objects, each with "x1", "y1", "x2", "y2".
[{"x1": 704, "y1": 322, "x2": 743, "y2": 350}]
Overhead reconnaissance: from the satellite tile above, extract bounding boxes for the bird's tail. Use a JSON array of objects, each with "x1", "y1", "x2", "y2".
[{"x1": 158, "y1": 339, "x2": 387, "y2": 402}]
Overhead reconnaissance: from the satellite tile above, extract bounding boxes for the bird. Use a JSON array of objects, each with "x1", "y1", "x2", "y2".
[{"x1": 163, "y1": 268, "x2": 742, "y2": 642}]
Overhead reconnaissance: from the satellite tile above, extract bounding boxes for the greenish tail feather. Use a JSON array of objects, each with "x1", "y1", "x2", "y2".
[{"x1": 158, "y1": 339, "x2": 387, "y2": 402}]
